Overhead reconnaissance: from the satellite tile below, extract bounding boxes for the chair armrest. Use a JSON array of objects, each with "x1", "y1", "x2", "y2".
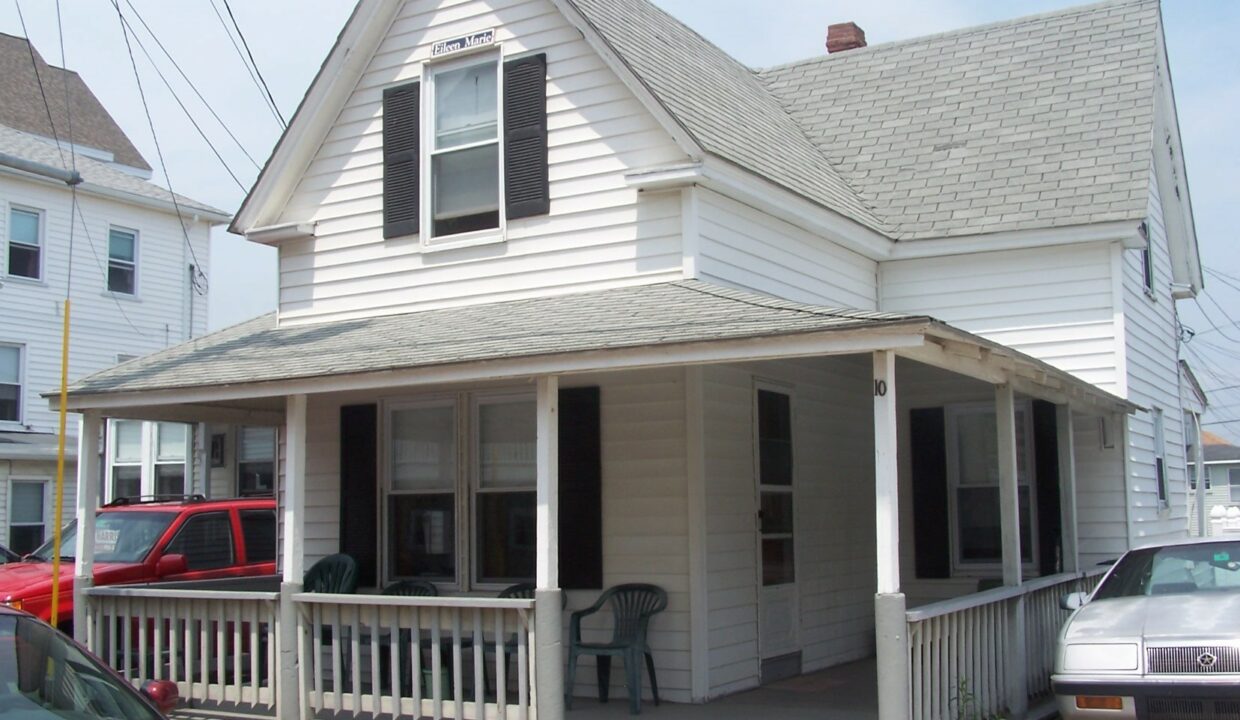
[{"x1": 568, "y1": 593, "x2": 609, "y2": 645}]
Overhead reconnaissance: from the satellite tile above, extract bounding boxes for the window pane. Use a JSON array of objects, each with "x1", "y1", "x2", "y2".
[
  {"x1": 758, "y1": 390, "x2": 792, "y2": 486},
  {"x1": 239, "y1": 427, "x2": 276, "y2": 462},
  {"x1": 10, "y1": 208, "x2": 39, "y2": 245},
  {"x1": 0, "y1": 346, "x2": 18, "y2": 384},
  {"x1": 113, "y1": 421, "x2": 142, "y2": 462},
  {"x1": 434, "y1": 61, "x2": 497, "y2": 150},
  {"x1": 157, "y1": 422, "x2": 187, "y2": 461},
  {"x1": 389, "y1": 493, "x2": 455, "y2": 580},
  {"x1": 155, "y1": 464, "x2": 185, "y2": 496},
  {"x1": 957, "y1": 486, "x2": 1034, "y2": 563},
  {"x1": 760, "y1": 491, "x2": 794, "y2": 534},
  {"x1": 108, "y1": 229, "x2": 135, "y2": 262},
  {"x1": 479, "y1": 399, "x2": 535, "y2": 489},
  {"x1": 240, "y1": 510, "x2": 276, "y2": 563},
  {"x1": 166, "y1": 513, "x2": 234, "y2": 571},
  {"x1": 112, "y1": 466, "x2": 141, "y2": 500},
  {"x1": 10, "y1": 483, "x2": 43, "y2": 524},
  {"x1": 391, "y1": 405, "x2": 455, "y2": 491},
  {"x1": 239, "y1": 461, "x2": 274, "y2": 496},
  {"x1": 9, "y1": 525, "x2": 43, "y2": 556},
  {"x1": 432, "y1": 144, "x2": 499, "y2": 235},
  {"x1": 0, "y1": 383, "x2": 17, "y2": 423},
  {"x1": 108, "y1": 263, "x2": 135, "y2": 294},
  {"x1": 762, "y1": 538, "x2": 795, "y2": 586},
  {"x1": 1231, "y1": 469, "x2": 1240, "y2": 503},
  {"x1": 476, "y1": 491, "x2": 535, "y2": 583},
  {"x1": 7, "y1": 243, "x2": 39, "y2": 279}
]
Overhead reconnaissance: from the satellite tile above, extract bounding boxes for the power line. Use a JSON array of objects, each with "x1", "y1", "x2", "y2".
[
  {"x1": 220, "y1": 0, "x2": 286, "y2": 128},
  {"x1": 208, "y1": 0, "x2": 284, "y2": 129},
  {"x1": 120, "y1": 0, "x2": 262, "y2": 171},
  {"x1": 110, "y1": 0, "x2": 208, "y2": 293},
  {"x1": 73, "y1": 196, "x2": 146, "y2": 337},
  {"x1": 13, "y1": 0, "x2": 68, "y2": 170}
]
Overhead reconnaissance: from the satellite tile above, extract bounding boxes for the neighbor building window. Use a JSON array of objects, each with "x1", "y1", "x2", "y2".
[
  {"x1": 1153, "y1": 409, "x2": 1167, "y2": 508},
  {"x1": 237, "y1": 426, "x2": 276, "y2": 496},
  {"x1": 7, "y1": 206, "x2": 42, "y2": 280},
  {"x1": 0, "y1": 345, "x2": 20, "y2": 423},
  {"x1": 107, "y1": 227, "x2": 137, "y2": 294},
  {"x1": 427, "y1": 54, "x2": 501, "y2": 240},
  {"x1": 1230, "y1": 468, "x2": 1240, "y2": 504},
  {"x1": 947, "y1": 402, "x2": 1036, "y2": 570},
  {"x1": 107, "y1": 420, "x2": 190, "y2": 501},
  {"x1": 9, "y1": 481, "x2": 45, "y2": 555}
]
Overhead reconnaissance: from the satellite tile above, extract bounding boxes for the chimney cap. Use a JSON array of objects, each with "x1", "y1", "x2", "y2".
[{"x1": 827, "y1": 22, "x2": 866, "y2": 53}]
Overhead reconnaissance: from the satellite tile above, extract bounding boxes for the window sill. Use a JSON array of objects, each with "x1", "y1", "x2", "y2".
[
  {"x1": 1, "y1": 275, "x2": 46, "y2": 287},
  {"x1": 421, "y1": 229, "x2": 505, "y2": 254},
  {"x1": 102, "y1": 291, "x2": 140, "y2": 303}
]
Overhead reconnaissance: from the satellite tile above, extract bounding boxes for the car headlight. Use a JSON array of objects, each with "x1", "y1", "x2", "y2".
[{"x1": 1063, "y1": 643, "x2": 1139, "y2": 671}]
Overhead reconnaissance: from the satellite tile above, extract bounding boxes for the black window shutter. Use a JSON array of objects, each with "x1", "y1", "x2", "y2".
[
  {"x1": 910, "y1": 407, "x2": 951, "y2": 579},
  {"x1": 382, "y1": 81, "x2": 420, "y2": 239},
  {"x1": 1032, "y1": 401, "x2": 1063, "y2": 577},
  {"x1": 558, "y1": 386, "x2": 601, "y2": 589},
  {"x1": 503, "y1": 53, "x2": 550, "y2": 220},
  {"x1": 340, "y1": 404, "x2": 379, "y2": 588}
]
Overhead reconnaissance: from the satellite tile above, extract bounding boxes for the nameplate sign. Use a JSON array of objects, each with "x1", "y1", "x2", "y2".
[{"x1": 432, "y1": 29, "x2": 496, "y2": 58}]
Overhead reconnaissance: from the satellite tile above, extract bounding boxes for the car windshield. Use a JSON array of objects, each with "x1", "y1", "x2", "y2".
[
  {"x1": 0, "y1": 612, "x2": 161, "y2": 719},
  {"x1": 1094, "y1": 541, "x2": 1240, "y2": 599},
  {"x1": 30, "y1": 513, "x2": 176, "y2": 564}
]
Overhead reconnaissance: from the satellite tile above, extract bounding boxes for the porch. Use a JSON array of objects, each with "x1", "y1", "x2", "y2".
[{"x1": 60, "y1": 283, "x2": 1135, "y2": 720}]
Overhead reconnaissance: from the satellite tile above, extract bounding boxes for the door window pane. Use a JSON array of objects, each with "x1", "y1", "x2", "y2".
[
  {"x1": 391, "y1": 405, "x2": 455, "y2": 491},
  {"x1": 760, "y1": 492, "x2": 794, "y2": 535},
  {"x1": 479, "y1": 399, "x2": 535, "y2": 489},
  {"x1": 758, "y1": 390, "x2": 792, "y2": 486},
  {"x1": 762, "y1": 538, "x2": 795, "y2": 586},
  {"x1": 476, "y1": 491, "x2": 535, "y2": 583},
  {"x1": 389, "y1": 494, "x2": 455, "y2": 579}
]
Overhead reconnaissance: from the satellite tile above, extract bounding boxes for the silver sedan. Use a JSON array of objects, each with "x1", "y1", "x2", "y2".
[{"x1": 1053, "y1": 537, "x2": 1240, "y2": 719}]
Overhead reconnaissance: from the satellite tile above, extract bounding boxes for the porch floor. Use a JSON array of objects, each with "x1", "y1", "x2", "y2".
[{"x1": 169, "y1": 658, "x2": 878, "y2": 720}]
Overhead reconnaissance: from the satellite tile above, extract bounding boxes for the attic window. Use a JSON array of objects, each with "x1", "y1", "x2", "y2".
[{"x1": 382, "y1": 52, "x2": 549, "y2": 245}]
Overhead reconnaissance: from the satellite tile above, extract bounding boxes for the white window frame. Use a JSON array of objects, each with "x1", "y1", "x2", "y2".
[
  {"x1": 945, "y1": 400, "x2": 1039, "y2": 575},
  {"x1": 469, "y1": 390, "x2": 536, "y2": 590},
  {"x1": 420, "y1": 48, "x2": 506, "y2": 251},
  {"x1": 106, "y1": 420, "x2": 190, "y2": 501},
  {"x1": 106, "y1": 225, "x2": 139, "y2": 296},
  {"x1": 0, "y1": 343, "x2": 23, "y2": 427},
  {"x1": 6, "y1": 204, "x2": 44, "y2": 282},
  {"x1": 7, "y1": 478, "x2": 48, "y2": 555}
]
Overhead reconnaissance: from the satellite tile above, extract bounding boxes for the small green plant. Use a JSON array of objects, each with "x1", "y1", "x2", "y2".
[{"x1": 950, "y1": 677, "x2": 1007, "y2": 720}]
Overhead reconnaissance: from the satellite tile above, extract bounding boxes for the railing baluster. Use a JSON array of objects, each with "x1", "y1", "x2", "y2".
[
  {"x1": 432, "y1": 607, "x2": 443, "y2": 719},
  {"x1": 369, "y1": 604, "x2": 381, "y2": 715},
  {"x1": 517, "y1": 608, "x2": 529, "y2": 720},
  {"x1": 453, "y1": 607, "x2": 464, "y2": 718},
  {"x1": 350, "y1": 603, "x2": 362, "y2": 712},
  {"x1": 496, "y1": 608, "x2": 507, "y2": 720},
  {"x1": 473, "y1": 607, "x2": 484, "y2": 715},
  {"x1": 411, "y1": 605, "x2": 423, "y2": 716}
]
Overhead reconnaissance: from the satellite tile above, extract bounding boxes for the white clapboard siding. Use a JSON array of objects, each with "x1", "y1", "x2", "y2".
[
  {"x1": 275, "y1": 0, "x2": 689, "y2": 324},
  {"x1": 1072, "y1": 411, "x2": 1129, "y2": 567},
  {"x1": 695, "y1": 189, "x2": 878, "y2": 310},
  {"x1": 880, "y1": 242, "x2": 1120, "y2": 393},
  {"x1": 0, "y1": 176, "x2": 210, "y2": 437},
  {"x1": 1120, "y1": 164, "x2": 1188, "y2": 546},
  {"x1": 702, "y1": 355, "x2": 878, "y2": 696}
]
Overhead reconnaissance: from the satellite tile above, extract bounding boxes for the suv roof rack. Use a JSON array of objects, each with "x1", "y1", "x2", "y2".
[{"x1": 103, "y1": 494, "x2": 208, "y2": 508}]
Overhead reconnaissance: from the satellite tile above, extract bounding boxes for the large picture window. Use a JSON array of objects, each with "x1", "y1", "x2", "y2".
[
  {"x1": 426, "y1": 54, "x2": 501, "y2": 240},
  {"x1": 7, "y1": 206, "x2": 42, "y2": 280},
  {"x1": 946, "y1": 402, "x2": 1037, "y2": 571}
]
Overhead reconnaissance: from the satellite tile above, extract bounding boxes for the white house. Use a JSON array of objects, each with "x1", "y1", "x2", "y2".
[
  {"x1": 0, "y1": 34, "x2": 228, "y2": 554},
  {"x1": 57, "y1": 1, "x2": 1203, "y2": 719}
]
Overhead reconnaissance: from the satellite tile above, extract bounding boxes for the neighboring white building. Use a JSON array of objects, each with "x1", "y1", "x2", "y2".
[
  {"x1": 0, "y1": 34, "x2": 229, "y2": 553},
  {"x1": 59, "y1": 2, "x2": 1210, "y2": 719}
]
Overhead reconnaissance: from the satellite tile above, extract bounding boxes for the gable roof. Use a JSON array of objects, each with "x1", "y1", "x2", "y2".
[{"x1": 0, "y1": 33, "x2": 150, "y2": 172}]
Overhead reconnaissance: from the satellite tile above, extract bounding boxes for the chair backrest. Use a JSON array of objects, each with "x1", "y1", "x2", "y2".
[
  {"x1": 498, "y1": 582, "x2": 536, "y2": 599},
  {"x1": 382, "y1": 579, "x2": 438, "y2": 597},
  {"x1": 601, "y1": 583, "x2": 667, "y2": 645},
  {"x1": 303, "y1": 553, "x2": 359, "y2": 594}
]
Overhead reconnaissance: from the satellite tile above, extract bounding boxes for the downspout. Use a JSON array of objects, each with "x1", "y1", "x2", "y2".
[{"x1": 0, "y1": 153, "x2": 82, "y2": 185}]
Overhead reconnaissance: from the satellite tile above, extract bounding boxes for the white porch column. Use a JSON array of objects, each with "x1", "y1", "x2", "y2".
[
  {"x1": 872, "y1": 351, "x2": 908, "y2": 720},
  {"x1": 72, "y1": 410, "x2": 102, "y2": 643},
  {"x1": 995, "y1": 384, "x2": 1028, "y2": 719},
  {"x1": 279, "y1": 394, "x2": 307, "y2": 720},
  {"x1": 1057, "y1": 406, "x2": 1079, "y2": 573},
  {"x1": 535, "y1": 376, "x2": 564, "y2": 720}
]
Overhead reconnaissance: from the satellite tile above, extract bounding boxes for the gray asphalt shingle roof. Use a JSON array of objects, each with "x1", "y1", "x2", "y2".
[{"x1": 66, "y1": 281, "x2": 927, "y2": 396}]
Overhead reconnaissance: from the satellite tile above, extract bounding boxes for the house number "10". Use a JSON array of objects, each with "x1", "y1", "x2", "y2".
[{"x1": 874, "y1": 380, "x2": 888, "y2": 397}]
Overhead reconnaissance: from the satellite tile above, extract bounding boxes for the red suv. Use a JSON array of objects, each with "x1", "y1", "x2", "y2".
[{"x1": 0, "y1": 496, "x2": 276, "y2": 631}]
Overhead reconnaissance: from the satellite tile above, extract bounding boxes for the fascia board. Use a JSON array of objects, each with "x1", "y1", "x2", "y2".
[
  {"x1": 230, "y1": 0, "x2": 402, "y2": 235},
  {"x1": 888, "y1": 221, "x2": 1141, "y2": 261}
]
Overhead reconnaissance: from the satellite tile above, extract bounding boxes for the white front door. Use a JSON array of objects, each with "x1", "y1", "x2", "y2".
[{"x1": 755, "y1": 386, "x2": 799, "y2": 664}]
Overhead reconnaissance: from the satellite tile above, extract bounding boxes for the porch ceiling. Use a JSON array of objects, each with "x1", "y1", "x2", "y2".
[{"x1": 52, "y1": 280, "x2": 1132, "y2": 416}]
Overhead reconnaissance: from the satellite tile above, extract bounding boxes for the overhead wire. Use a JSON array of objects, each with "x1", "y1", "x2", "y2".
[
  {"x1": 220, "y1": 0, "x2": 286, "y2": 128},
  {"x1": 13, "y1": 0, "x2": 68, "y2": 169},
  {"x1": 207, "y1": 0, "x2": 284, "y2": 129}
]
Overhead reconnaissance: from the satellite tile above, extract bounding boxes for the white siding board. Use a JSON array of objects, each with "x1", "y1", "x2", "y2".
[{"x1": 276, "y1": 0, "x2": 689, "y2": 324}]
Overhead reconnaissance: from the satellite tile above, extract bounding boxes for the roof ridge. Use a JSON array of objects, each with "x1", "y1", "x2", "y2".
[{"x1": 756, "y1": 0, "x2": 1157, "y2": 75}]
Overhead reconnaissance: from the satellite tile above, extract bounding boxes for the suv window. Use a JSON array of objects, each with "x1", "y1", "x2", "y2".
[
  {"x1": 164, "y1": 512, "x2": 234, "y2": 571},
  {"x1": 240, "y1": 510, "x2": 276, "y2": 563}
]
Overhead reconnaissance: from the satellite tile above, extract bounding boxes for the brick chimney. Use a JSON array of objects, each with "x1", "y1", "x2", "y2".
[{"x1": 826, "y1": 22, "x2": 866, "y2": 53}]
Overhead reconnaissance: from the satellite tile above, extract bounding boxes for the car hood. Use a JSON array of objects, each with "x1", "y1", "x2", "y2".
[
  {"x1": 0, "y1": 560, "x2": 144, "y2": 600},
  {"x1": 1066, "y1": 593, "x2": 1240, "y2": 643}
]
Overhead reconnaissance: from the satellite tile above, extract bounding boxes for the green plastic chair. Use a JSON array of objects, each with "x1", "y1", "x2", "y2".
[
  {"x1": 382, "y1": 579, "x2": 438, "y2": 597},
  {"x1": 566, "y1": 583, "x2": 667, "y2": 715},
  {"x1": 302, "y1": 553, "x2": 359, "y2": 594}
]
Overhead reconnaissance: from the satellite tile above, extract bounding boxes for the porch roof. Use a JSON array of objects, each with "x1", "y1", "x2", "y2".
[{"x1": 58, "y1": 280, "x2": 1134, "y2": 415}]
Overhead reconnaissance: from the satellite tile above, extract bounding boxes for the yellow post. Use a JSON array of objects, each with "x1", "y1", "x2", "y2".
[{"x1": 50, "y1": 299, "x2": 71, "y2": 630}]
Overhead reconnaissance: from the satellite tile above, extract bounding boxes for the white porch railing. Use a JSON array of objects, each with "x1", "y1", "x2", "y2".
[
  {"x1": 905, "y1": 570, "x2": 1106, "y2": 720},
  {"x1": 84, "y1": 584, "x2": 280, "y2": 710},
  {"x1": 293, "y1": 593, "x2": 538, "y2": 720}
]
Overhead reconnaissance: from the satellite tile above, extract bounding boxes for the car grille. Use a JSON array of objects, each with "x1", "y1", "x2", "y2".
[
  {"x1": 1148, "y1": 698, "x2": 1240, "y2": 720},
  {"x1": 1148, "y1": 647, "x2": 1240, "y2": 674}
]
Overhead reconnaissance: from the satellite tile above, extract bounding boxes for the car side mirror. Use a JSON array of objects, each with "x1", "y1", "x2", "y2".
[
  {"x1": 141, "y1": 679, "x2": 179, "y2": 713},
  {"x1": 1060, "y1": 591, "x2": 1089, "y2": 611},
  {"x1": 156, "y1": 554, "x2": 188, "y2": 577}
]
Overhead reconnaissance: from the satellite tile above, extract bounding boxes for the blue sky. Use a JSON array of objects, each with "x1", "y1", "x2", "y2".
[{"x1": 2, "y1": 0, "x2": 1237, "y2": 435}]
